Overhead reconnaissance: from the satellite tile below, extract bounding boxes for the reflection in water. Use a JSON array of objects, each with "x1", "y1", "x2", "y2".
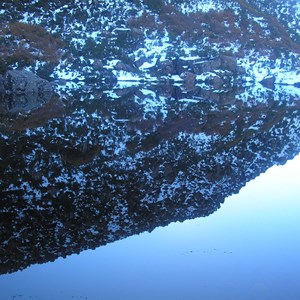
[{"x1": 0, "y1": 84, "x2": 300, "y2": 275}]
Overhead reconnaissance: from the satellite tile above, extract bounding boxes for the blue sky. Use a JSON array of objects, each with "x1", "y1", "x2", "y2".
[{"x1": 1, "y1": 155, "x2": 300, "y2": 300}]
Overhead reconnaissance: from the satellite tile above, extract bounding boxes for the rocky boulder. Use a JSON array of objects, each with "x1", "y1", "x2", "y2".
[
  {"x1": 156, "y1": 59, "x2": 176, "y2": 76},
  {"x1": 260, "y1": 76, "x2": 276, "y2": 89},
  {"x1": 191, "y1": 55, "x2": 239, "y2": 75},
  {"x1": 115, "y1": 61, "x2": 138, "y2": 73},
  {"x1": 219, "y1": 55, "x2": 239, "y2": 74},
  {"x1": 1, "y1": 70, "x2": 52, "y2": 95},
  {"x1": 0, "y1": 70, "x2": 53, "y2": 114},
  {"x1": 2, "y1": 96, "x2": 65, "y2": 131},
  {"x1": 294, "y1": 82, "x2": 300, "y2": 88},
  {"x1": 208, "y1": 75, "x2": 224, "y2": 90},
  {"x1": 180, "y1": 71, "x2": 197, "y2": 91}
]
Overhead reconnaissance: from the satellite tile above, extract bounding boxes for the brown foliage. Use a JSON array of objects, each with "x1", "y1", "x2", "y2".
[
  {"x1": 0, "y1": 22, "x2": 64, "y2": 70},
  {"x1": 127, "y1": 12, "x2": 164, "y2": 32}
]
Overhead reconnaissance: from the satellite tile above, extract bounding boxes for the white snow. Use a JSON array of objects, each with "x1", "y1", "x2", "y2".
[
  {"x1": 107, "y1": 221, "x2": 120, "y2": 233},
  {"x1": 54, "y1": 69, "x2": 85, "y2": 81},
  {"x1": 178, "y1": 98, "x2": 200, "y2": 103},
  {"x1": 179, "y1": 0, "x2": 226, "y2": 14},
  {"x1": 180, "y1": 56, "x2": 201, "y2": 61},
  {"x1": 105, "y1": 59, "x2": 121, "y2": 69},
  {"x1": 139, "y1": 58, "x2": 158, "y2": 70},
  {"x1": 112, "y1": 70, "x2": 141, "y2": 81},
  {"x1": 275, "y1": 71, "x2": 300, "y2": 85},
  {"x1": 134, "y1": 91, "x2": 168, "y2": 120},
  {"x1": 41, "y1": 176, "x2": 49, "y2": 188},
  {"x1": 133, "y1": 29, "x2": 171, "y2": 67},
  {"x1": 0, "y1": 133, "x2": 9, "y2": 140},
  {"x1": 103, "y1": 90, "x2": 120, "y2": 99},
  {"x1": 170, "y1": 75, "x2": 184, "y2": 82},
  {"x1": 141, "y1": 89, "x2": 157, "y2": 98},
  {"x1": 274, "y1": 85, "x2": 300, "y2": 99},
  {"x1": 252, "y1": 16, "x2": 268, "y2": 28},
  {"x1": 88, "y1": 227, "x2": 99, "y2": 235}
]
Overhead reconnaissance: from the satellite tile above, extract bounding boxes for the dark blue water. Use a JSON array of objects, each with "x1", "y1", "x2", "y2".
[
  {"x1": 1, "y1": 85, "x2": 300, "y2": 299},
  {"x1": 1, "y1": 155, "x2": 300, "y2": 300}
]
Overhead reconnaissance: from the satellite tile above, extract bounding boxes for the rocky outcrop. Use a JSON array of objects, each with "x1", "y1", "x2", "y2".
[
  {"x1": 194, "y1": 55, "x2": 236, "y2": 74},
  {"x1": 156, "y1": 59, "x2": 176, "y2": 76},
  {"x1": 180, "y1": 71, "x2": 196, "y2": 91},
  {"x1": 60, "y1": 144, "x2": 101, "y2": 166},
  {"x1": 155, "y1": 55, "x2": 241, "y2": 78},
  {"x1": 260, "y1": 76, "x2": 276, "y2": 89},
  {"x1": 1, "y1": 70, "x2": 52, "y2": 95},
  {"x1": 115, "y1": 61, "x2": 139, "y2": 73},
  {"x1": 175, "y1": 55, "x2": 240, "y2": 76},
  {"x1": 0, "y1": 70, "x2": 53, "y2": 114},
  {"x1": 2, "y1": 96, "x2": 65, "y2": 131},
  {"x1": 0, "y1": 0, "x2": 299, "y2": 86},
  {"x1": 294, "y1": 82, "x2": 300, "y2": 88}
]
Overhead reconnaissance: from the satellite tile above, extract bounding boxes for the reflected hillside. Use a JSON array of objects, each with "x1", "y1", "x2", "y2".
[{"x1": 1, "y1": 85, "x2": 300, "y2": 275}]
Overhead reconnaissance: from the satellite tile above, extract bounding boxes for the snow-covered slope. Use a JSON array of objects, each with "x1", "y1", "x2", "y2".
[
  {"x1": 0, "y1": 0, "x2": 299, "y2": 89},
  {"x1": 247, "y1": 0, "x2": 300, "y2": 43}
]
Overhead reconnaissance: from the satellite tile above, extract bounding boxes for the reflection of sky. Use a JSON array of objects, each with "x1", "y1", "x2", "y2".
[{"x1": 1, "y1": 156, "x2": 300, "y2": 300}]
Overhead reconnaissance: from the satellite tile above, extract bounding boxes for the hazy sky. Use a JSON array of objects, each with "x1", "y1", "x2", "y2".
[{"x1": 1, "y1": 155, "x2": 300, "y2": 300}]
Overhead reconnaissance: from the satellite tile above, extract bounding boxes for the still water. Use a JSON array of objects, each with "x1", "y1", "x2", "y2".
[{"x1": 1, "y1": 84, "x2": 300, "y2": 299}]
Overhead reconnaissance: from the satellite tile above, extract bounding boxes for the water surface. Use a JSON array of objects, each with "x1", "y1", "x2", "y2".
[{"x1": 0, "y1": 84, "x2": 300, "y2": 299}]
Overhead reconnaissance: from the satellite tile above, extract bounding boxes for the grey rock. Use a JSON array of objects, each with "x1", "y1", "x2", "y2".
[
  {"x1": 191, "y1": 55, "x2": 239, "y2": 75},
  {"x1": 260, "y1": 76, "x2": 276, "y2": 89},
  {"x1": 2, "y1": 70, "x2": 52, "y2": 95},
  {"x1": 180, "y1": 71, "x2": 196, "y2": 91},
  {"x1": 294, "y1": 82, "x2": 300, "y2": 88},
  {"x1": 219, "y1": 55, "x2": 238, "y2": 73},
  {"x1": 209, "y1": 75, "x2": 224, "y2": 90},
  {"x1": 0, "y1": 70, "x2": 53, "y2": 114},
  {"x1": 92, "y1": 59, "x2": 103, "y2": 69},
  {"x1": 115, "y1": 61, "x2": 137, "y2": 73},
  {"x1": 156, "y1": 59, "x2": 176, "y2": 76},
  {"x1": 135, "y1": 57, "x2": 153, "y2": 69}
]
